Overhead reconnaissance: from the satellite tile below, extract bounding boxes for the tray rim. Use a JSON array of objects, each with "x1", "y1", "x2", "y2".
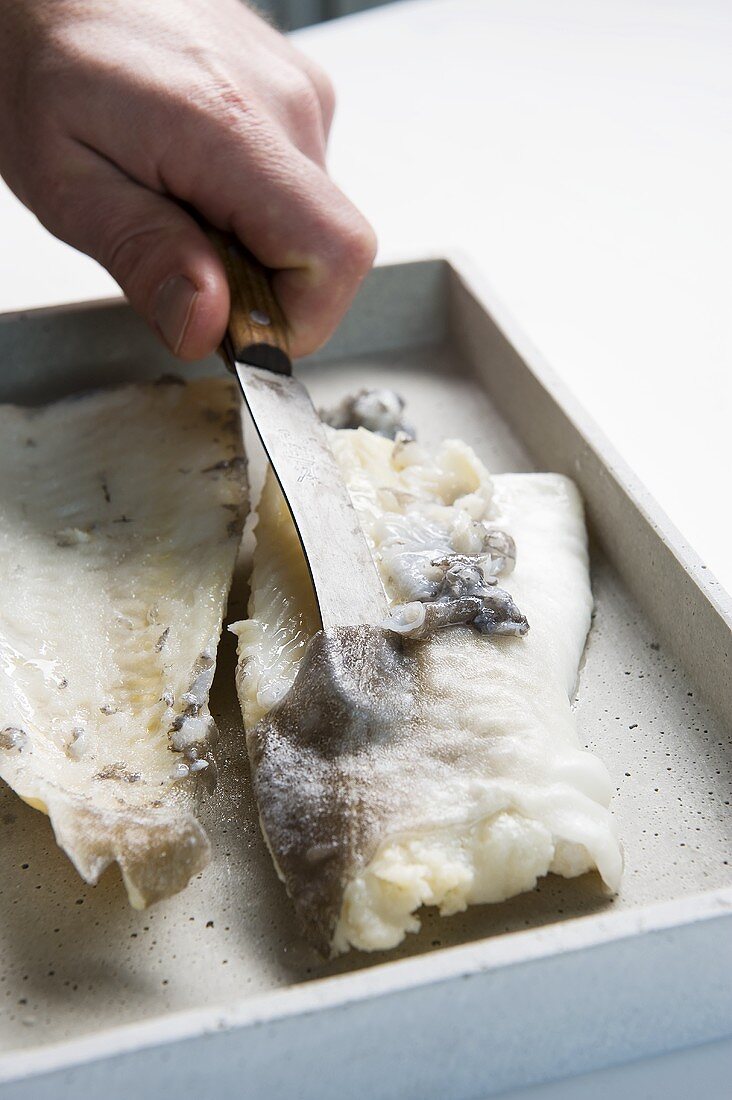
[
  {"x1": 0, "y1": 886, "x2": 730, "y2": 1084},
  {"x1": 0, "y1": 255, "x2": 730, "y2": 1087}
]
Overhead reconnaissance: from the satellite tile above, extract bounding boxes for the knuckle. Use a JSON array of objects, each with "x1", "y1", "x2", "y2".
[
  {"x1": 289, "y1": 44, "x2": 336, "y2": 123},
  {"x1": 282, "y1": 69, "x2": 322, "y2": 128},
  {"x1": 331, "y1": 215, "x2": 378, "y2": 276},
  {"x1": 206, "y1": 81, "x2": 252, "y2": 124},
  {"x1": 308, "y1": 66, "x2": 336, "y2": 123},
  {"x1": 187, "y1": 72, "x2": 258, "y2": 135}
]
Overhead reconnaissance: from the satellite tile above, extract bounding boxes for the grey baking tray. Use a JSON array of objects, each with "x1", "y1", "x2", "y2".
[{"x1": 0, "y1": 259, "x2": 730, "y2": 1099}]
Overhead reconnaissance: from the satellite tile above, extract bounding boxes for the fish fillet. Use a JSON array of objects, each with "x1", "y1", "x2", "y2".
[
  {"x1": 0, "y1": 378, "x2": 246, "y2": 906},
  {"x1": 233, "y1": 427, "x2": 622, "y2": 954}
]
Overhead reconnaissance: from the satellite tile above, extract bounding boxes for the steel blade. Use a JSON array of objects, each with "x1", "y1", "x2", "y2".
[{"x1": 235, "y1": 361, "x2": 387, "y2": 631}]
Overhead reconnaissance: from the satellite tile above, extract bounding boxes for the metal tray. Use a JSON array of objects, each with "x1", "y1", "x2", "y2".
[{"x1": 0, "y1": 259, "x2": 730, "y2": 1099}]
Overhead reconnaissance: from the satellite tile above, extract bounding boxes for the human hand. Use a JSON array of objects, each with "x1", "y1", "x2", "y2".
[{"x1": 0, "y1": 0, "x2": 377, "y2": 358}]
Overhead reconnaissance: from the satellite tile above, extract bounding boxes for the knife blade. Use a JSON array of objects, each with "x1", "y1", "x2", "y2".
[{"x1": 209, "y1": 231, "x2": 387, "y2": 632}]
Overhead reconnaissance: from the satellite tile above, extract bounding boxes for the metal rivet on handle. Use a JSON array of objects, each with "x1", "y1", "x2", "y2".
[{"x1": 250, "y1": 310, "x2": 271, "y2": 326}]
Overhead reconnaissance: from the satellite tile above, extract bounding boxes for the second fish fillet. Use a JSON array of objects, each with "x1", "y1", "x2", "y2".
[{"x1": 233, "y1": 426, "x2": 622, "y2": 954}]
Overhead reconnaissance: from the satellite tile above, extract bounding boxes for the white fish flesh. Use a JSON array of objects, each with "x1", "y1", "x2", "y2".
[
  {"x1": 0, "y1": 378, "x2": 246, "y2": 906},
  {"x1": 233, "y1": 427, "x2": 622, "y2": 954}
]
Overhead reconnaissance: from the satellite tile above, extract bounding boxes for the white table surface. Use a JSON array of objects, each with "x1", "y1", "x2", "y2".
[{"x1": 0, "y1": 0, "x2": 730, "y2": 1094}]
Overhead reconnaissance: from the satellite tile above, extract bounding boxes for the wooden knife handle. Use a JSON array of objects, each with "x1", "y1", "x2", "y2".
[{"x1": 207, "y1": 228, "x2": 291, "y2": 375}]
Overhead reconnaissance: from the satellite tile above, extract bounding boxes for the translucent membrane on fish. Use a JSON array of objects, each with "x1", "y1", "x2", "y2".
[
  {"x1": 0, "y1": 379, "x2": 247, "y2": 906},
  {"x1": 232, "y1": 427, "x2": 622, "y2": 954}
]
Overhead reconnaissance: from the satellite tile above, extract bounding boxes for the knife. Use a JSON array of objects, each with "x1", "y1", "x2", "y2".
[{"x1": 208, "y1": 230, "x2": 387, "y2": 632}]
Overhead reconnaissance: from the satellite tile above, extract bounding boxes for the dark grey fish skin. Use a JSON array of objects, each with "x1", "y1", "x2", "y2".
[
  {"x1": 417, "y1": 588, "x2": 529, "y2": 640},
  {"x1": 246, "y1": 615, "x2": 531, "y2": 955},
  {"x1": 320, "y1": 388, "x2": 415, "y2": 441},
  {"x1": 383, "y1": 545, "x2": 529, "y2": 642},
  {"x1": 247, "y1": 626, "x2": 418, "y2": 954}
]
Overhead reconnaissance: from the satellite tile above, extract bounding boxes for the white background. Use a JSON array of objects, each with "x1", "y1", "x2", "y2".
[{"x1": 0, "y1": 0, "x2": 730, "y2": 1091}]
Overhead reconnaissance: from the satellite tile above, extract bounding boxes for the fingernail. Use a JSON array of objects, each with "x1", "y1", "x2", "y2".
[{"x1": 154, "y1": 275, "x2": 197, "y2": 354}]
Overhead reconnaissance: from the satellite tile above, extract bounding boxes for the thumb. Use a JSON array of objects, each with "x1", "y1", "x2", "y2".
[{"x1": 35, "y1": 147, "x2": 230, "y2": 361}]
